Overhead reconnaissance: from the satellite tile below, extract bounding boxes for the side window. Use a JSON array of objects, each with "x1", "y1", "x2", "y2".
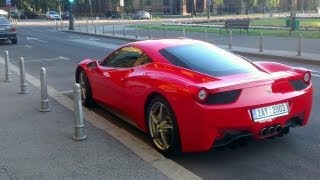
[{"x1": 101, "y1": 47, "x2": 151, "y2": 68}]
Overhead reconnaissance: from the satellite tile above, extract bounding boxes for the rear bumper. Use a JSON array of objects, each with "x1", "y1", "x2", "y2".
[
  {"x1": 0, "y1": 33, "x2": 16, "y2": 40},
  {"x1": 175, "y1": 84, "x2": 313, "y2": 153}
]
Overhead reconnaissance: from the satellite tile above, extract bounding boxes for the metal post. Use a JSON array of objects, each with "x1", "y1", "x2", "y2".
[
  {"x1": 40, "y1": 67, "x2": 51, "y2": 112},
  {"x1": 103, "y1": 25, "x2": 105, "y2": 34},
  {"x1": 135, "y1": 26, "x2": 139, "y2": 39},
  {"x1": 182, "y1": 28, "x2": 185, "y2": 38},
  {"x1": 94, "y1": 25, "x2": 96, "y2": 34},
  {"x1": 123, "y1": 26, "x2": 126, "y2": 37},
  {"x1": 55, "y1": 20, "x2": 58, "y2": 30},
  {"x1": 205, "y1": 30, "x2": 208, "y2": 42},
  {"x1": 165, "y1": 28, "x2": 168, "y2": 38},
  {"x1": 72, "y1": 83, "x2": 87, "y2": 141},
  {"x1": 19, "y1": 57, "x2": 28, "y2": 94},
  {"x1": 297, "y1": 33, "x2": 302, "y2": 56},
  {"x1": 86, "y1": 21, "x2": 88, "y2": 33},
  {"x1": 4, "y1": 51, "x2": 11, "y2": 82},
  {"x1": 113, "y1": 25, "x2": 115, "y2": 36},
  {"x1": 259, "y1": 33, "x2": 264, "y2": 52},
  {"x1": 60, "y1": 21, "x2": 63, "y2": 31},
  {"x1": 79, "y1": 23, "x2": 81, "y2": 32},
  {"x1": 149, "y1": 27, "x2": 152, "y2": 39},
  {"x1": 229, "y1": 31, "x2": 233, "y2": 49}
]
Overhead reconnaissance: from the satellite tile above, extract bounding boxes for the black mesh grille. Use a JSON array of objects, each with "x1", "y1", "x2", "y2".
[
  {"x1": 205, "y1": 89, "x2": 242, "y2": 105},
  {"x1": 290, "y1": 80, "x2": 308, "y2": 91}
]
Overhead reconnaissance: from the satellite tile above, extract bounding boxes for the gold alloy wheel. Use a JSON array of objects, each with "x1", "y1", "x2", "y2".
[
  {"x1": 79, "y1": 71, "x2": 87, "y2": 102},
  {"x1": 149, "y1": 102, "x2": 174, "y2": 150}
]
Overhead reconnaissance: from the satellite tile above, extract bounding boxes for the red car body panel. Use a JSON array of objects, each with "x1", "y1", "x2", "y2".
[{"x1": 77, "y1": 39, "x2": 313, "y2": 152}]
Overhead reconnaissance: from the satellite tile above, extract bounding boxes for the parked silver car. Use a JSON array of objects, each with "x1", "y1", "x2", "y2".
[
  {"x1": 0, "y1": 17, "x2": 17, "y2": 44},
  {"x1": 131, "y1": 10, "x2": 151, "y2": 20},
  {"x1": 46, "y1": 11, "x2": 61, "y2": 20}
]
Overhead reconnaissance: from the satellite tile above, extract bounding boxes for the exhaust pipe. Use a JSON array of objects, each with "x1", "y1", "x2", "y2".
[
  {"x1": 268, "y1": 126, "x2": 275, "y2": 134},
  {"x1": 276, "y1": 125, "x2": 282, "y2": 133},
  {"x1": 260, "y1": 128, "x2": 268, "y2": 136}
]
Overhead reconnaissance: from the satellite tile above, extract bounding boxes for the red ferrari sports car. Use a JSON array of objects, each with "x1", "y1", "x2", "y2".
[{"x1": 75, "y1": 39, "x2": 313, "y2": 154}]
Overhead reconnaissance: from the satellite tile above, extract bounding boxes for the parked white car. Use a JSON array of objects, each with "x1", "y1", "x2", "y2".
[{"x1": 46, "y1": 11, "x2": 60, "y2": 20}]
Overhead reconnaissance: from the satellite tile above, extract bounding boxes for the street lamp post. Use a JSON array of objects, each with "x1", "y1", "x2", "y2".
[{"x1": 69, "y1": 0, "x2": 75, "y2": 31}]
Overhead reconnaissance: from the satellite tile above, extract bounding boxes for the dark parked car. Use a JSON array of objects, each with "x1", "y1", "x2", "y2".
[
  {"x1": 11, "y1": 12, "x2": 19, "y2": 19},
  {"x1": 20, "y1": 11, "x2": 39, "y2": 19},
  {"x1": 105, "y1": 11, "x2": 120, "y2": 19},
  {"x1": 61, "y1": 11, "x2": 70, "y2": 20},
  {"x1": 0, "y1": 17, "x2": 17, "y2": 44}
]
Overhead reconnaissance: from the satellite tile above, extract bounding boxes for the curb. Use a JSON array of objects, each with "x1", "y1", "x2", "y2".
[
  {"x1": 64, "y1": 30, "x2": 320, "y2": 65},
  {"x1": 232, "y1": 50, "x2": 320, "y2": 65}
]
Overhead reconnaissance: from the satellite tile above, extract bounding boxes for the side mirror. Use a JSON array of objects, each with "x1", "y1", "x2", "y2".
[{"x1": 86, "y1": 61, "x2": 97, "y2": 69}]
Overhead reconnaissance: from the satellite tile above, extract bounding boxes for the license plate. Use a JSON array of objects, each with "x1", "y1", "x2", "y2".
[{"x1": 251, "y1": 102, "x2": 289, "y2": 122}]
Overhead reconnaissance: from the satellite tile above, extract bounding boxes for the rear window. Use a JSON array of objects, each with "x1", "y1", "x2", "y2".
[
  {"x1": 159, "y1": 43, "x2": 259, "y2": 77},
  {"x1": 0, "y1": 17, "x2": 10, "y2": 24}
]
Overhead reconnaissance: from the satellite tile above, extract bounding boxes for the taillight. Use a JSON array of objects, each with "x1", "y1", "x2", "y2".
[
  {"x1": 197, "y1": 88, "x2": 208, "y2": 102},
  {"x1": 188, "y1": 85, "x2": 208, "y2": 103},
  {"x1": 10, "y1": 27, "x2": 16, "y2": 32},
  {"x1": 303, "y1": 71, "x2": 311, "y2": 83}
]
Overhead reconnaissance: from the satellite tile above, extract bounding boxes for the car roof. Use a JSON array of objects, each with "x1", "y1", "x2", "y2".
[{"x1": 128, "y1": 38, "x2": 203, "y2": 52}]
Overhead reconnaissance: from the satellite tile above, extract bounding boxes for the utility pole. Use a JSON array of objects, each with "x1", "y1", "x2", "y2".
[
  {"x1": 207, "y1": 0, "x2": 211, "y2": 19},
  {"x1": 89, "y1": 0, "x2": 93, "y2": 25},
  {"x1": 68, "y1": 0, "x2": 75, "y2": 30}
]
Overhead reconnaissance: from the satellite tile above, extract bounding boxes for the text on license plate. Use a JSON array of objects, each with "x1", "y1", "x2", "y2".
[{"x1": 251, "y1": 102, "x2": 289, "y2": 122}]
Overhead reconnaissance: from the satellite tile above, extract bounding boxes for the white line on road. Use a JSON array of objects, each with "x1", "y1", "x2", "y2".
[
  {"x1": 60, "y1": 90, "x2": 73, "y2": 94},
  {"x1": 25, "y1": 56, "x2": 70, "y2": 62},
  {"x1": 89, "y1": 38, "x2": 100, "y2": 41},
  {"x1": 25, "y1": 45, "x2": 32, "y2": 48},
  {"x1": 0, "y1": 57, "x2": 201, "y2": 180},
  {"x1": 26, "y1": 37, "x2": 48, "y2": 43},
  {"x1": 69, "y1": 39, "x2": 120, "y2": 50},
  {"x1": 312, "y1": 74, "x2": 320, "y2": 77},
  {"x1": 11, "y1": 56, "x2": 70, "y2": 63}
]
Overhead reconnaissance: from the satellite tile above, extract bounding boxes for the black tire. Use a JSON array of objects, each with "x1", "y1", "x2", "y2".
[
  {"x1": 11, "y1": 38, "x2": 17, "y2": 44},
  {"x1": 146, "y1": 96, "x2": 181, "y2": 156},
  {"x1": 77, "y1": 69, "x2": 95, "y2": 107}
]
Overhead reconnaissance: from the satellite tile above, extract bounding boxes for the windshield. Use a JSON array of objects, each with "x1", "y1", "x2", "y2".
[
  {"x1": 49, "y1": 11, "x2": 58, "y2": 14},
  {"x1": 159, "y1": 43, "x2": 260, "y2": 77},
  {"x1": 0, "y1": 17, "x2": 10, "y2": 24}
]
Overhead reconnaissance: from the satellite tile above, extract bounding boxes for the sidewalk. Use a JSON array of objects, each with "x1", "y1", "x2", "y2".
[
  {"x1": 0, "y1": 60, "x2": 172, "y2": 179},
  {"x1": 63, "y1": 22, "x2": 320, "y2": 64}
]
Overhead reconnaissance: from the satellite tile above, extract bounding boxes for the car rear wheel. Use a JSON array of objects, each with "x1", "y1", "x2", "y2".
[
  {"x1": 147, "y1": 96, "x2": 180, "y2": 155},
  {"x1": 78, "y1": 70, "x2": 95, "y2": 107},
  {"x1": 11, "y1": 38, "x2": 17, "y2": 44}
]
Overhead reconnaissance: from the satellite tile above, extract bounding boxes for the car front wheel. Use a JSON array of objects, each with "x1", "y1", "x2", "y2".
[{"x1": 147, "y1": 96, "x2": 181, "y2": 155}]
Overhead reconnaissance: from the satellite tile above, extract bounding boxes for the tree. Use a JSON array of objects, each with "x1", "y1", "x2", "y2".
[
  {"x1": 266, "y1": 0, "x2": 280, "y2": 11},
  {"x1": 214, "y1": 0, "x2": 224, "y2": 14},
  {"x1": 244, "y1": 0, "x2": 257, "y2": 14}
]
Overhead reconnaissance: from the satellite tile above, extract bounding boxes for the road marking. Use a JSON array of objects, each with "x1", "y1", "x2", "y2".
[
  {"x1": 31, "y1": 30, "x2": 44, "y2": 33},
  {"x1": 69, "y1": 39, "x2": 120, "y2": 49},
  {"x1": 89, "y1": 38, "x2": 100, "y2": 41},
  {"x1": 60, "y1": 90, "x2": 73, "y2": 94},
  {"x1": 25, "y1": 45, "x2": 32, "y2": 48},
  {"x1": 26, "y1": 37, "x2": 48, "y2": 43},
  {"x1": 312, "y1": 74, "x2": 320, "y2": 77},
  {"x1": 25, "y1": 56, "x2": 70, "y2": 62},
  {"x1": 0, "y1": 56, "x2": 201, "y2": 180}
]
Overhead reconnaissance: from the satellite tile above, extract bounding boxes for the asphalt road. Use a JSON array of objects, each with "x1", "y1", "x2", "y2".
[{"x1": 1, "y1": 26, "x2": 319, "y2": 180}]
